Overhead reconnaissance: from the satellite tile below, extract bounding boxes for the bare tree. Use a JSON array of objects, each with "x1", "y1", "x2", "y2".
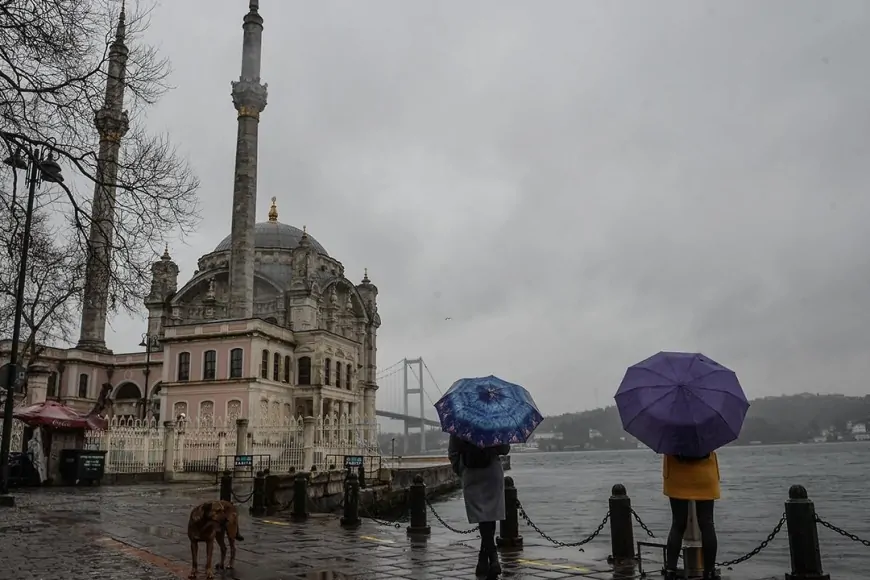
[
  {"x1": 0, "y1": 186, "x2": 85, "y2": 364},
  {"x1": 0, "y1": 0, "x2": 200, "y2": 321}
]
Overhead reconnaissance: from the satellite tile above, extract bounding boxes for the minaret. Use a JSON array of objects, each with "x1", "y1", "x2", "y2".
[
  {"x1": 228, "y1": 0, "x2": 268, "y2": 319},
  {"x1": 77, "y1": 2, "x2": 130, "y2": 352}
]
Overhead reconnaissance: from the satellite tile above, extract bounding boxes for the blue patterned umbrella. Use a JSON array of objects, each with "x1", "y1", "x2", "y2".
[{"x1": 434, "y1": 375, "x2": 544, "y2": 448}]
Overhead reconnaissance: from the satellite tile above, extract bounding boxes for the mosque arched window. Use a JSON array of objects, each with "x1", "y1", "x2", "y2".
[
  {"x1": 273, "y1": 352, "x2": 280, "y2": 381},
  {"x1": 324, "y1": 358, "x2": 332, "y2": 386},
  {"x1": 283, "y1": 356, "x2": 291, "y2": 383},
  {"x1": 298, "y1": 357, "x2": 311, "y2": 385},
  {"x1": 230, "y1": 348, "x2": 244, "y2": 379},
  {"x1": 260, "y1": 349, "x2": 269, "y2": 379}
]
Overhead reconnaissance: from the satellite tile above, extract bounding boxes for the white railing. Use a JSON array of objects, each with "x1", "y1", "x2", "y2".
[
  {"x1": 312, "y1": 413, "x2": 381, "y2": 471},
  {"x1": 81, "y1": 413, "x2": 382, "y2": 476},
  {"x1": 0, "y1": 416, "x2": 25, "y2": 454},
  {"x1": 85, "y1": 416, "x2": 164, "y2": 473},
  {"x1": 250, "y1": 415, "x2": 304, "y2": 473},
  {"x1": 174, "y1": 417, "x2": 238, "y2": 473}
]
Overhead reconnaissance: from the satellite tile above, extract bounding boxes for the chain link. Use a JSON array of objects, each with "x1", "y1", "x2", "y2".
[
  {"x1": 816, "y1": 515, "x2": 870, "y2": 547},
  {"x1": 424, "y1": 497, "x2": 480, "y2": 535},
  {"x1": 231, "y1": 488, "x2": 254, "y2": 504},
  {"x1": 629, "y1": 507, "x2": 785, "y2": 569},
  {"x1": 360, "y1": 502, "x2": 406, "y2": 529},
  {"x1": 716, "y1": 512, "x2": 786, "y2": 568},
  {"x1": 517, "y1": 499, "x2": 609, "y2": 549},
  {"x1": 631, "y1": 508, "x2": 657, "y2": 538}
]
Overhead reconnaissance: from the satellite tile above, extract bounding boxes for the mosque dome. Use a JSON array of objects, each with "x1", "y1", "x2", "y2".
[{"x1": 212, "y1": 198, "x2": 329, "y2": 256}]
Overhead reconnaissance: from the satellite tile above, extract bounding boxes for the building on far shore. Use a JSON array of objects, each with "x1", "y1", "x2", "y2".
[{"x1": 0, "y1": 1, "x2": 381, "y2": 438}]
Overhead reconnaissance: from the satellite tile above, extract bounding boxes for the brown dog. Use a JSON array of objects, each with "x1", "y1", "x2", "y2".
[{"x1": 187, "y1": 500, "x2": 244, "y2": 579}]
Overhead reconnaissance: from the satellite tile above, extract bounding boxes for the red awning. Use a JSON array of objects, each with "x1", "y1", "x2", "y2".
[{"x1": 12, "y1": 400, "x2": 108, "y2": 430}]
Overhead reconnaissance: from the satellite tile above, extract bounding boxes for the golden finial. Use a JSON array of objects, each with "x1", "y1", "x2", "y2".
[{"x1": 268, "y1": 196, "x2": 278, "y2": 222}]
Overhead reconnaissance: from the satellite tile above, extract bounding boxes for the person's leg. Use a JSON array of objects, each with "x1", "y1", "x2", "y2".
[
  {"x1": 477, "y1": 521, "x2": 496, "y2": 575},
  {"x1": 695, "y1": 500, "x2": 718, "y2": 577},
  {"x1": 666, "y1": 498, "x2": 690, "y2": 573}
]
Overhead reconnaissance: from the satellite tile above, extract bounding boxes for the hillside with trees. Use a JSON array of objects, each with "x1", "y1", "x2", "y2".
[{"x1": 537, "y1": 393, "x2": 870, "y2": 450}]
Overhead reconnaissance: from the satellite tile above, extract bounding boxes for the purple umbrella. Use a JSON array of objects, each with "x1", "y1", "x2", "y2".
[{"x1": 614, "y1": 351, "x2": 749, "y2": 456}]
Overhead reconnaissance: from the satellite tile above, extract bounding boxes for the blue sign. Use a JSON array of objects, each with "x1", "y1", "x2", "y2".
[
  {"x1": 344, "y1": 455, "x2": 363, "y2": 468},
  {"x1": 234, "y1": 455, "x2": 253, "y2": 468}
]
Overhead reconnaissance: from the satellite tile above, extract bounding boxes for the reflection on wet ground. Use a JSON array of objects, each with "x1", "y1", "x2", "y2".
[{"x1": 1, "y1": 484, "x2": 777, "y2": 580}]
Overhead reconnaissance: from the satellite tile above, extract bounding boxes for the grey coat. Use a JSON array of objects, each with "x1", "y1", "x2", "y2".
[{"x1": 448, "y1": 435, "x2": 511, "y2": 524}]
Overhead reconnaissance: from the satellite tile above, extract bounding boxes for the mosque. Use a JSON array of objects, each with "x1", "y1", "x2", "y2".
[{"x1": 1, "y1": 0, "x2": 381, "y2": 428}]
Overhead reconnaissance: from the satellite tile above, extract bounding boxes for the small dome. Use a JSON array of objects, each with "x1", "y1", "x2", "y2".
[{"x1": 213, "y1": 221, "x2": 329, "y2": 255}]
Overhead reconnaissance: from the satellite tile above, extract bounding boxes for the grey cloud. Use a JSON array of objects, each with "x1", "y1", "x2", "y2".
[{"x1": 109, "y1": 0, "x2": 870, "y2": 415}]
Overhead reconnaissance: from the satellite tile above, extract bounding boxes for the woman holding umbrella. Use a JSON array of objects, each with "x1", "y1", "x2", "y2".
[
  {"x1": 448, "y1": 434, "x2": 510, "y2": 577},
  {"x1": 436, "y1": 375, "x2": 544, "y2": 579},
  {"x1": 615, "y1": 352, "x2": 749, "y2": 580}
]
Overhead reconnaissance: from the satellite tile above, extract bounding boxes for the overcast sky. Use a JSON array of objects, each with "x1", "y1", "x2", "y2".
[{"x1": 107, "y1": 0, "x2": 870, "y2": 417}]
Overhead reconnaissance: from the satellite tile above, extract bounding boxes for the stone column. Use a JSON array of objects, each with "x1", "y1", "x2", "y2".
[
  {"x1": 234, "y1": 418, "x2": 250, "y2": 478},
  {"x1": 163, "y1": 421, "x2": 176, "y2": 481},
  {"x1": 227, "y1": 1, "x2": 268, "y2": 319},
  {"x1": 302, "y1": 416, "x2": 315, "y2": 471},
  {"x1": 25, "y1": 364, "x2": 50, "y2": 405},
  {"x1": 77, "y1": 10, "x2": 130, "y2": 353},
  {"x1": 235, "y1": 418, "x2": 249, "y2": 455}
]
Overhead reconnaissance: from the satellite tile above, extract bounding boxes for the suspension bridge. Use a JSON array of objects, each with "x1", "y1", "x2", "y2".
[{"x1": 374, "y1": 358, "x2": 446, "y2": 454}]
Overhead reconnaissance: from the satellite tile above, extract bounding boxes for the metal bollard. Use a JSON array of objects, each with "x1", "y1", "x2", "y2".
[
  {"x1": 681, "y1": 500, "x2": 704, "y2": 578},
  {"x1": 496, "y1": 476, "x2": 523, "y2": 548},
  {"x1": 406, "y1": 474, "x2": 430, "y2": 536},
  {"x1": 264, "y1": 473, "x2": 279, "y2": 515},
  {"x1": 340, "y1": 472, "x2": 361, "y2": 529},
  {"x1": 785, "y1": 485, "x2": 830, "y2": 580},
  {"x1": 608, "y1": 483, "x2": 635, "y2": 565},
  {"x1": 249, "y1": 470, "x2": 266, "y2": 517},
  {"x1": 219, "y1": 471, "x2": 232, "y2": 502},
  {"x1": 290, "y1": 472, "x2": 309, "y2": 522}
]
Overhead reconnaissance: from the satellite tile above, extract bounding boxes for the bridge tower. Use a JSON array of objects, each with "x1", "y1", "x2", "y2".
[{"x1": 403, "y1": 357, "x2": 426, "y2": 454}]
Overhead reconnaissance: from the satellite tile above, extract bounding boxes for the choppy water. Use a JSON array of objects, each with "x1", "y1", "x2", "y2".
[{"x1": 429, "y1": 443, "x2": 870, "y2": 579}]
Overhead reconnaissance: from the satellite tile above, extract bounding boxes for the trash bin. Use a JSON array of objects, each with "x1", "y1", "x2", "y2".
[
  {"x1": 59, "y1": 449, "x2": 107, "y2": 486},
  {"x1": 7, "y1": 452, "x2": 38, "y2": 487}
]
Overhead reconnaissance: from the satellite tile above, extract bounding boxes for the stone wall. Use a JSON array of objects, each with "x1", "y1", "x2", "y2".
[{"x1": 268, "y1": 463, "x2": 460, "y2": 515}]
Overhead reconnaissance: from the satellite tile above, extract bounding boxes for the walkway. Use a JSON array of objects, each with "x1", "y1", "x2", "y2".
[{"x1": 2, "y1": 484, "x2": 776, "y2": 580}]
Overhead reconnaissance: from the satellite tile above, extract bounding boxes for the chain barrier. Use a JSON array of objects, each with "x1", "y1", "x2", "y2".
[
  {"x1": 424, "y1": 497, "x2": 480, "y2": 535},
  {"x1": 359, "y1": 502, "x2": 407, "y2": 529},
  {"x1": 630, "y1": 507, "x2": 786, "y2": 569},
  {"x1": 631, "y1": 508, "x2": 657, "y2": 538},
  {"x1": 231, "y1": 488, "x2": 255, "y2": 504},
  {"x1": 716, "y1": 512, "x2": 786, "y2": 568},
  {"x1": 816, "y1": 515, "x2": 870, "y2": 547},
  {"x1": 517, "y1": 499, "x2": 609, "y2": 549}
]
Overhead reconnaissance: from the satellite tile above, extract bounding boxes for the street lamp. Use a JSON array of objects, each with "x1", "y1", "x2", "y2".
[
  {"x1": 0, "y1": 144, "x2": 63, "y2": 506},
  {"x1": 139, "y1": 333, "x2": 160, "y2": 420}
]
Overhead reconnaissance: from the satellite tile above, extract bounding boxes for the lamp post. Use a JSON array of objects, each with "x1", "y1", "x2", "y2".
[
  {"x1": 0, "y1": 144, "x2": 63, "y2": 506},
  {"x1": 139, "y1": 333, "x2": 160, "y2": 420}
]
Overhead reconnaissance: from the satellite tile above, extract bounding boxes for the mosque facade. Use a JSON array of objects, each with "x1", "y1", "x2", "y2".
[{"x1": 0, "y1": 0, "x2": 381, "y2": 430}]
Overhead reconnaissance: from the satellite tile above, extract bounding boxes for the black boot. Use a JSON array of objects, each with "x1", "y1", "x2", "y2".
[
  {"x1": 486, "y1": 548, "x2": 501, "y2": 578},
  {"x1": 663, "y1": 570, "x2": 679, "y2": 580},
  {"x1": 702, "y1": 571, "x2": 719, "y2": 580},
  {"x1": 475, "y1": 549, "x2": 489, "y2": 577}
]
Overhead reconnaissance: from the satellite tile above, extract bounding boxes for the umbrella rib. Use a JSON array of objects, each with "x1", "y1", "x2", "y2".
[
  {"x1": 622, "y1": 388, "x2": 675, "y2": 432},
  {"x1": 682, "y1": 388, "x2": 740, "y2": 440}
]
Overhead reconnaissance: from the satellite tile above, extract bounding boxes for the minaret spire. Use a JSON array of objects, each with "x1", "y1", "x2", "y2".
[
  {"x1": 77, "y1": 3, "x2": 131, "y2": 352},
  {"x1": 227, "y1": 0, "x2": 268, "y2": 319}
]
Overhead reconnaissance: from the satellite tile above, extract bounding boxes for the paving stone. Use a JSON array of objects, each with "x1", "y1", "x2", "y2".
[{"x1": 0, "y1": 484, "x2": 774, "y2": 580}]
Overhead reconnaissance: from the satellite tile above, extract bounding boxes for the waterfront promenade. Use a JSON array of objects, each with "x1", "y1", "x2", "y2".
[{"x1": 1, "y1": 483, "x2": 781, "y2": 580}]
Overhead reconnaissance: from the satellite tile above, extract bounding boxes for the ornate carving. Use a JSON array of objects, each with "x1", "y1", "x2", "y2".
[
  {"x1": 173, "y1": 401, "x2": 187, "y2": 419},
  {"x1": 231, "y1": 79, "x2": 268, "y2": 116},
  {"x1": 227, "y1": 400, "x2": 242, "y2": 421},
  {"x1": 199, "y1": 401, "x2": 215, "y2": 425}
]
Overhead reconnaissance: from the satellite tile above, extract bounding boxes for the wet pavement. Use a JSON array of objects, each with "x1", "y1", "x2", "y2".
[{"x1": 0, "y1": 484, "x2": 777, "y2": 580}]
